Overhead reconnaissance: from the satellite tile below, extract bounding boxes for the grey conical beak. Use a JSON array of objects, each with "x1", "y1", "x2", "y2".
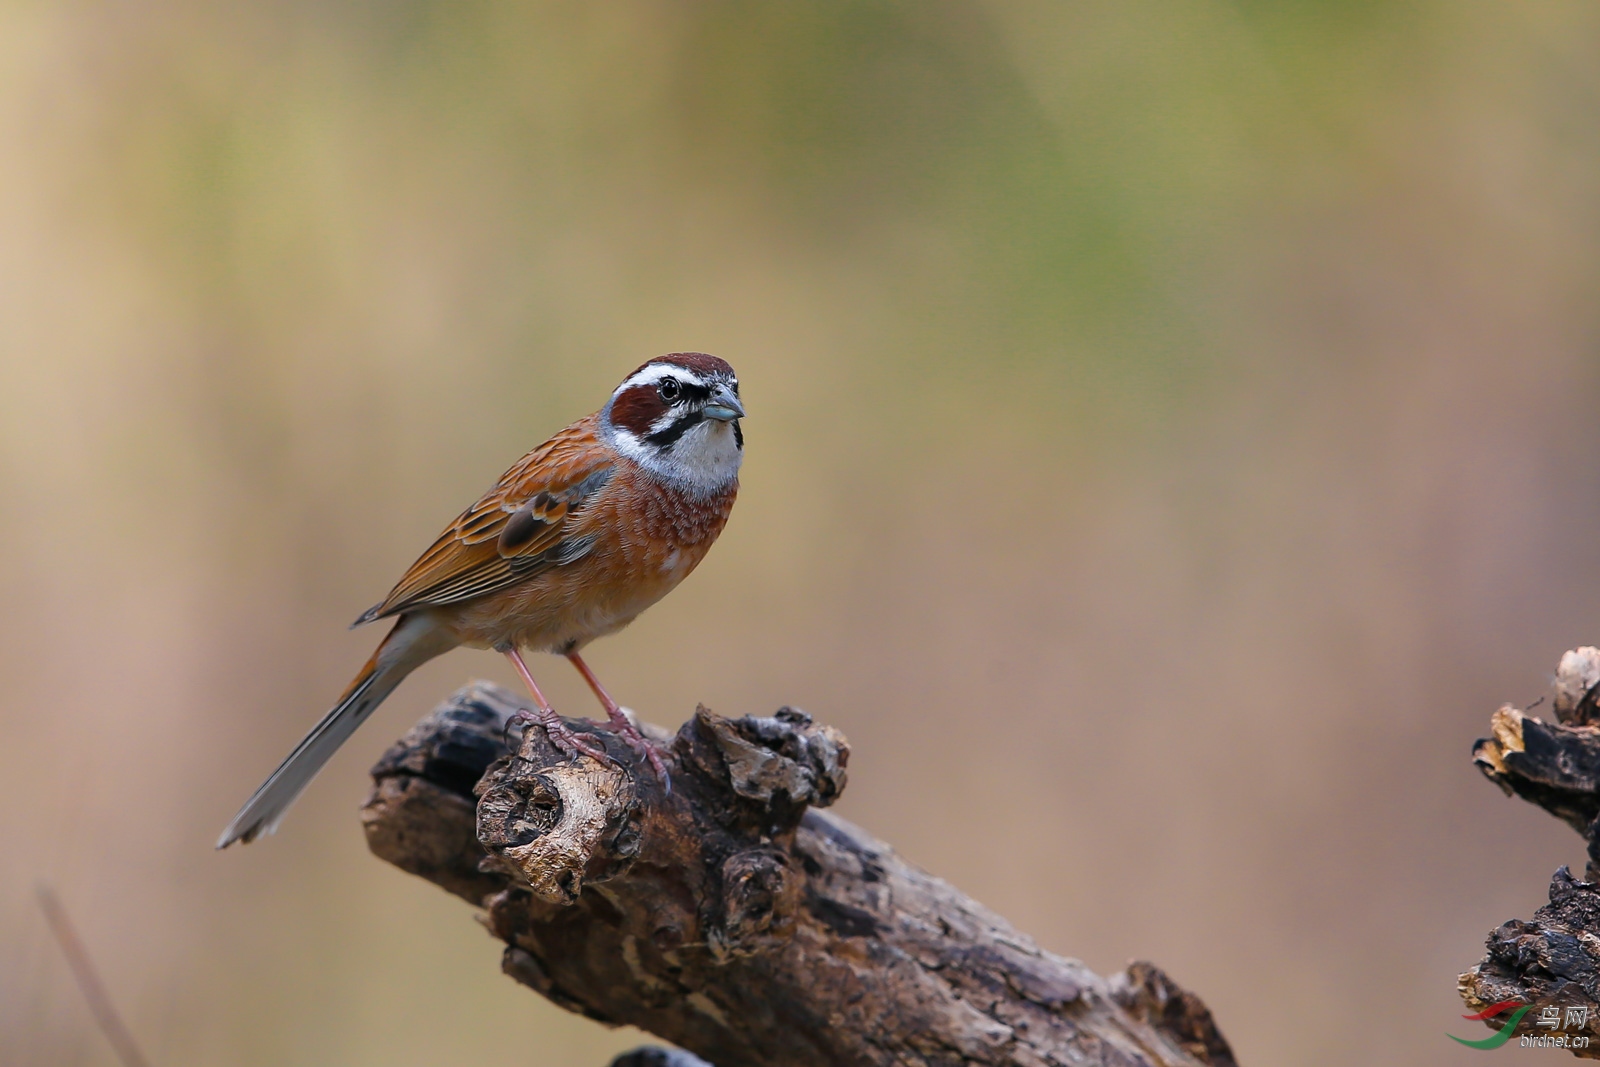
[{"x1": 703, "y1": 384, "x2": 745, "y2": 422}]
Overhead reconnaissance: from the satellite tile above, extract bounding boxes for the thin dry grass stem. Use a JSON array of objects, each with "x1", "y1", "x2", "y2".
[{"x1": 35, "y1": 884, "x2": 153, "y2": 1067}]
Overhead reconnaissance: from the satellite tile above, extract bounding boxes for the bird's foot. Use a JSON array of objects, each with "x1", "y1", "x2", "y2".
[
  {"x1": 505, "y1": 707, "x2": 613, "y2": 766},
  {"x1": 600, "y1": 707, "x2": 672, "y2": 793}
]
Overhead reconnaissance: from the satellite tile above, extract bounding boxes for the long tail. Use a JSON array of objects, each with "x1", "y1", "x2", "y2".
[{"x1": 216, "y1": 613, "x2": 456, "y2": 848}]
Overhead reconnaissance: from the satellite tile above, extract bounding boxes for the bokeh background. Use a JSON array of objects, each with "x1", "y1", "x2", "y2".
[{"x1": 3, "y1": 2, "x2": 1599, "y2": 1064}]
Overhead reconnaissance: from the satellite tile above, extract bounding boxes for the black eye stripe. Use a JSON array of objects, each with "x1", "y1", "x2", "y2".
[{"x1": 651, "y1": 377, "x2": 713, "y2": 405}]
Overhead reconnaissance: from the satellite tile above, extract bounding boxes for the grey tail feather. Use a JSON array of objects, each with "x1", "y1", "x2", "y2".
[
  {"x1": 215, "y1": 671, "x2": 384, "y2": 848},
  {"x1": 216, "y1": 616, "x2": 451, "y2": 848}
]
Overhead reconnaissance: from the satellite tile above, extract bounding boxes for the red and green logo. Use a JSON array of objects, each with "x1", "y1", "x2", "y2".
[{"x1": 1449, "y1": 1000, "x2": 1531, "y2": 1050}]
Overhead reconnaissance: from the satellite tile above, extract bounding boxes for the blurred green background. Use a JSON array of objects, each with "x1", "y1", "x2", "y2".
[{"x1": 4, "y1": 2, "x2": 1599, "y2": 1064}]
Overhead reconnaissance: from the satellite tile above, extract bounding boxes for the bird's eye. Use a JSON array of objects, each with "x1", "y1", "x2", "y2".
[{"x1": 658, "y1": 378, "x2": 681, "y2": 402}]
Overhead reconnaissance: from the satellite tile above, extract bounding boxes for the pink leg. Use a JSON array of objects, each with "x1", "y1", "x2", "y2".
[
  {"x1": 503, "y1": 647, "x2": 610, "y2": 765},
  {"x1": 566, "y1": 651, "x2": 670, "y2": 789}
]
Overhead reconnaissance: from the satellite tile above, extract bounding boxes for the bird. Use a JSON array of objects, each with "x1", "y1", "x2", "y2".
[{"x1": 216, "y1": 352, "x2": 745, "y2": 848}]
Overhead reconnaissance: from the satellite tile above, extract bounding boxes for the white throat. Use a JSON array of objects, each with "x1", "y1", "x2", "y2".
[{"x1": 604, "y1": 416, "x2": 743, "y2": 497}]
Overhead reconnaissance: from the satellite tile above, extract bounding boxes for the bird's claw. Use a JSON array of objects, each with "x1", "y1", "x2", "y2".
[
  {"x1": 640, "y1": 740, "x2": 671, "y2": 794},
  {"x1": 506, "y1": 707, "x2": 614, "y2": 766},
  {"x1": 600, "y1": 709, "x2": 672, "y2": 794},
  {"x1": 503, "y1": 708, "x2": 536, "y2": 749}
]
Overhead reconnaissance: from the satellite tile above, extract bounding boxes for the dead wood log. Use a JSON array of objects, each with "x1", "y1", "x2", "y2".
[
  {"x1": 362, "y1": 682, "x2": 1235, "y2": 1067},
  {"x1": 1459, "y1": 648, "x2": 1600, "y2": 1055}
]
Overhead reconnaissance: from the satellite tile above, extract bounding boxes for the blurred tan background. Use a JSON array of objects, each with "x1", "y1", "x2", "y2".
[{"x1": 2, "y1": 2, "x2": 1598, "y2": 1064}]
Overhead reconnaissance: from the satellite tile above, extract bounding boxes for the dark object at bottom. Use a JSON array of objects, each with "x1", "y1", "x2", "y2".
[{"x1": 610, "y1": 1048, "x2": 715, "y2": 1067}]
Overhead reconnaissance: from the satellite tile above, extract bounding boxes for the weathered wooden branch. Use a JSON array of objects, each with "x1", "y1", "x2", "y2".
[
  {"x1": 1459, "y1": 648, "x2": 1600, "y2": 1055},
  {"x1": 362, "y1": 682, "x2": 1235, "y2": 1067}
]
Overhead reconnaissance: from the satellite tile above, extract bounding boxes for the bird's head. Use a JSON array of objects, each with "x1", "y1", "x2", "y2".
[{"x1": 600, "y1": 352, "x2": 745, "y2": 495}]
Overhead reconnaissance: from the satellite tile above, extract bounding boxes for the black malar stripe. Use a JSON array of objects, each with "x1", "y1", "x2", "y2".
[{"x1": 644, "y1": 410, "x2": 705, "y2": 449}]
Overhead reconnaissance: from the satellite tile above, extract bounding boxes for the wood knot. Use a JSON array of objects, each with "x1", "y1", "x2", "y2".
[
  {"x1": 1111, "y1": 962, "x2": 1238, "y2": 1067},
  {"x1": 476, "y1": 731, "x2": 641, "y2": 905},
  {"x1": 710, "y1": 847, "x2": 800, "y2": 958}
]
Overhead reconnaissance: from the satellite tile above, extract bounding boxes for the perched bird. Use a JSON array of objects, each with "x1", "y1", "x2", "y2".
[{"x1": 217, "y1": 353, "x2": 745, "y2": 848}]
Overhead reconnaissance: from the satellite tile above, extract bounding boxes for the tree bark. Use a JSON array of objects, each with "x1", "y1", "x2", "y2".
[
  {"x1": 361, "y1": 682, "x2": 1235, "y2": 1067},
  {"x1": 1459, "y1": 647, "x2": 1600, "y2": 1056}
]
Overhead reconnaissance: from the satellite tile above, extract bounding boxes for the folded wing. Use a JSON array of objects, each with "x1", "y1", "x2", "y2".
[{"x1": 354, "y1": 422, "x2": 614, "y2": 625}]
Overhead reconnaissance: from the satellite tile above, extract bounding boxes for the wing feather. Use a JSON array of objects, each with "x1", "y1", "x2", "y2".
[{"x1": 354, "y1": 420, "x2": 614, "y2": 625}]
